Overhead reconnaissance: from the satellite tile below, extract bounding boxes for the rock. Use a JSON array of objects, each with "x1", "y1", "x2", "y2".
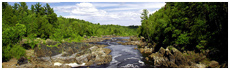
[
  {"x1": 76, "y1": 54, "x2": 89, "y2": 64},
  {"x1": 96, "y1": 45, "x2": 107, "y2": 48},
  {"x1": 103, "y1": 48, "x2": 111, "y2": 55},
  {"x1": 149, "y1": 52, "x2": 169, "y2": 67},
  {"x1": 90, "y1": 47, "x2": 112, "y2": 65},
  {"x1": 147, "y1": 46, "x2": 198, "y2": 68},
  {"x1": 75, "y1": 46, "x2": 112, "y2": 66},
  {"x1": 20, "y1": 38, "x2": 28, "y2": 44},
  {"x1": 17, "y1": 57, "x2": 28, "y2": 65},
  {"x1": 2, "y1": 58, "x2": 18, "y2": 68},
  {"x1": 65, "y1": 63, "x2": 85, "y2": 67},
  {"x1": 54, "y1": 62, "x2": 62, "y2": 66},
  {"x1": 140, "y1": 36, "x2": 145, "y2": 40},
  {"x1": 45, "y1": 39, "x2": 58, "y2": 45},
  {"x1": 145, "y1": 57, "x2": 149, "y2": 61},
  {"x1": 159, "y1": 47, "x2": 165, "y2": 56},
  {"x1": 209, "y1": 61, "x2": 219, "y2": 68},
  {"x1": 89, "y1": 46, "x2": 98, "y2": 51},
  {"x1": 196, "y1": 63, "x2": 206, "y2": 68}
]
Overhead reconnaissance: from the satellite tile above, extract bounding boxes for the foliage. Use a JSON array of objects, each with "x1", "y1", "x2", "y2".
[
  {"x1": 2, "y1": 2, "x2": 138, "y2": 61},
  {"x1": 2, "y1": 44, "x2": 26, "y2": 62},
  {"x1": 2, "y1": 45, "x2": 12, "y2": 62},
  {"x1": 10, "y1": 44, "x2": 26, "y2": 59},
  {"x1": 2, "y1": 23, "x2": 26, "y2": 46},
  {"x1": 138, "y1": 2, "x2": 228, "y2": 63}
]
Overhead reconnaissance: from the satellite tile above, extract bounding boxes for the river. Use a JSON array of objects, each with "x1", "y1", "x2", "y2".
[{"x1": 85, "y1": 37, "x2": 146, "y2": 68}]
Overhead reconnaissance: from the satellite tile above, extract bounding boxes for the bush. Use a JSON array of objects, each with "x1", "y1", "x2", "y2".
[
  {"x1": 2, "y1": 44, "x2": 26, "y2": 62},
  {"x1": 10, "y1": 44, "x2": 26, "y2": 59},
  {"x1": 2, "y1": 45, "x2": 12, "y2": 62},
  {"x1": 2, "y1": 23, "x2": 26, "y2": 46}
]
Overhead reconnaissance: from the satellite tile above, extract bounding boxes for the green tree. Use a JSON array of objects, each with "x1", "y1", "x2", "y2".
[
  {"x1": 34, "y1": 2, "x2": 42, "y2": 16},
  {"x1": 31, "y1": 5, "x2": 35, "y2": 13}
]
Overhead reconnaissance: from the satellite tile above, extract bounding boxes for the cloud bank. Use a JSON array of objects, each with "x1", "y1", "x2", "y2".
[{"x1": 53, "y1": 2, "x2": 166, "y2": 26}]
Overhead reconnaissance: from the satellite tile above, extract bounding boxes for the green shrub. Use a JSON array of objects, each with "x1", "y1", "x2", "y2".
[
  {"x1": 10, "y1": 44, "x2": 26, "y2": 59},
  {"x1": 3, "y1": 44, "x2": 26, "y2": 61},
  {"x1": 2, "y1": 45, "x2": 12, "y2": 62},
  {"x1": 2, "y1": 23, "x2": 26, "y2": 46}
]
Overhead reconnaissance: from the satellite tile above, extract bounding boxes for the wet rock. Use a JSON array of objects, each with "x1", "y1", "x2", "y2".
[
  {"x1": 209, "y1": 61, "x2": 219, "y2": 68},
  {"x1": 103, "y1": 48, "x2": 111, "y2": 55}
]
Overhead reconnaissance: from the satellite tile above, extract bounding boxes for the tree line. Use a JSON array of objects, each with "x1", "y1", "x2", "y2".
[
  {"x1": 138, "y1": 2, "x2": 228, "y2": 63},
  {"x1": 2, "y1": 2, "x2": 138, "y2": 62}
]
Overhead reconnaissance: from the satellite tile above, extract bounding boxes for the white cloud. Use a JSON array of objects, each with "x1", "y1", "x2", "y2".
[
  {"x1": 53, "y1": 2, "x2": 166, "y2": 26},
  {"x1": 42, "y1": 2, "x2": 60, "y2": 3},
  {"x1": 76, "y1": 2, "x2": 94, "y2": 7},
  {"x1": 93, "y1": 2, "x2": 166, "y2": 11}
]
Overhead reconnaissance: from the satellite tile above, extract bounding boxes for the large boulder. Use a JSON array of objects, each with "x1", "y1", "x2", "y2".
[
  {"x1": 76, "y1": 54, "x2": 90, "y2": 64},
  {"x1": 209, "y1": 61, "x2": 219, "y2": 68},
  {"x1": 75, "y1": 46, "x2": 112, "y2": 66},
  {"x1": 148, "y1": 46, "x2": 197, "y2": 68},
  {"x1": 89, "y1": 46, "x2": 98, "y2": 51}
]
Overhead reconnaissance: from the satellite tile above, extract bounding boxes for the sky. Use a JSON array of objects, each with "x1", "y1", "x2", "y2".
[{"x1": 8, "y1": 2, "x2": 166, "y2": 26}]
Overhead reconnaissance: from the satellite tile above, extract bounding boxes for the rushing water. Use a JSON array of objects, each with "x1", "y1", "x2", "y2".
[
  {"x1": 86, "y1": 37, "x2": 146, "y2": 68},
  {"x1": 106, "y1": 45, "x2": 145, "y2": 68},
  {"x1": 34, "y1": 37, "x2": 146, "y2": 68}
]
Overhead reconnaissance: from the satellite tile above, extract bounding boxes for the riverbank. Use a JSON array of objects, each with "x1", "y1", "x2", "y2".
[
  {"x1": 3, "y1": 35, "x2": 227, "y2": 68},
  {"x1": 2, "y1": 35, "x2": 116, "y2": 68},
  {"x1": 134, "y1": 37, "x2": 227, "y2": 68},
  {"x1": 2, "y1": 35, "x2": 140, "y2": 68}
]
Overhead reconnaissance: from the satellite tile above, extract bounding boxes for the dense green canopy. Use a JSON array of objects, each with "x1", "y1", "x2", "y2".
[{"x1": 138, "y1": 2, "x2": 228, "y2": 63}]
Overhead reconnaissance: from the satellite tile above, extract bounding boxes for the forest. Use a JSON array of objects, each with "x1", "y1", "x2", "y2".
[
  {"x1": 2, "y1": 2, "x2": 138, "y2": 62},
  {"x1": 138, "y1": 2, "x2": 228, "y2": 64},
  {"x1": 2, "y1": 2, "x2": 228, "y2": 68}
]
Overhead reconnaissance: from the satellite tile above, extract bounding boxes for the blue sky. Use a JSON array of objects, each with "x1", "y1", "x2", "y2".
[{"x1": 8, "y1": 2, "x2": 166, "y2": 26}]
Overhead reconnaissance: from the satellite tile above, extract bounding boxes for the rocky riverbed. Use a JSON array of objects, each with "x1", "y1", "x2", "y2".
[
  {"x1": 2, "y1": 35, "x2": 226, "y2": 68},
  {"x1": 2, "y1": 35, "x2": 143, "y2": 68}
]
